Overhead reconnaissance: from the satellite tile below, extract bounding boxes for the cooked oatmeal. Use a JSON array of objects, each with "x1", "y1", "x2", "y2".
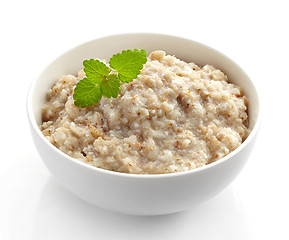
[{"x1": 40, "y1": 50, "x2": 248, "y2": 174}]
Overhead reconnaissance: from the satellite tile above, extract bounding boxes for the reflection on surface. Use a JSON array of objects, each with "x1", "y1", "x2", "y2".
[{"x1": 33, "y1": 177, "x2": 254, "y2": 240}]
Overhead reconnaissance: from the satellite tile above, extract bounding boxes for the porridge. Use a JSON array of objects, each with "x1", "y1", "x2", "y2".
[{"x1": 40, "y1": 50, "x2": 248, "y2": 174}]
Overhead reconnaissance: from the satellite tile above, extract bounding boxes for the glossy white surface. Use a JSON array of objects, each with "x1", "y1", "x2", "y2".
[{"x1": 1, "y1": 0, "x2": 288, "y2": 238}]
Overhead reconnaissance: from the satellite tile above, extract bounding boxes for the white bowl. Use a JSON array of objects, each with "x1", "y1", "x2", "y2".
[{"x1": 27, "y1": 33, "x2": 260, "y2": 215}]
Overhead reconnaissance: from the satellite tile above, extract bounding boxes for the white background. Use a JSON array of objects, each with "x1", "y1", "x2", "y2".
[{"x1": 1, "y1": 0, "x2": 288, "y2": 239}]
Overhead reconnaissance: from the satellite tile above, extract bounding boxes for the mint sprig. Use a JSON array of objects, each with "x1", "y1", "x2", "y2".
[{"x1": 73, "y1": 49, "x2": 147, "y2": 108}]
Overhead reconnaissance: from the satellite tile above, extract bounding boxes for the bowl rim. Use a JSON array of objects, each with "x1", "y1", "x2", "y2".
[{"x1": 27, "y1": 32, "x2": 261, "y2": 179}]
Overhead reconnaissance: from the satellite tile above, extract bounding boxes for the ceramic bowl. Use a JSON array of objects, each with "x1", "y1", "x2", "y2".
[{"x1": 27, "y1": 33, "x2": 260, "y2": 215}]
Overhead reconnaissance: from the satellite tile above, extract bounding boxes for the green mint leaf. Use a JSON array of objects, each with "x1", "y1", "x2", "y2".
[
  {"x1": 73, "y1": 49, "x2": 147, "y2": 108},
  {"x1": 109, "y1": 49, "x2": 147, "y2": 83},
  {"x1": 73, "y1": 78, "x2": 102, "y2": 107},
  {"x1": 83, "y1": 59, "x2": 110, "y2": 84},
  {"x1": 100, "y1": 74, "x2": 120, "y2": 98}
]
